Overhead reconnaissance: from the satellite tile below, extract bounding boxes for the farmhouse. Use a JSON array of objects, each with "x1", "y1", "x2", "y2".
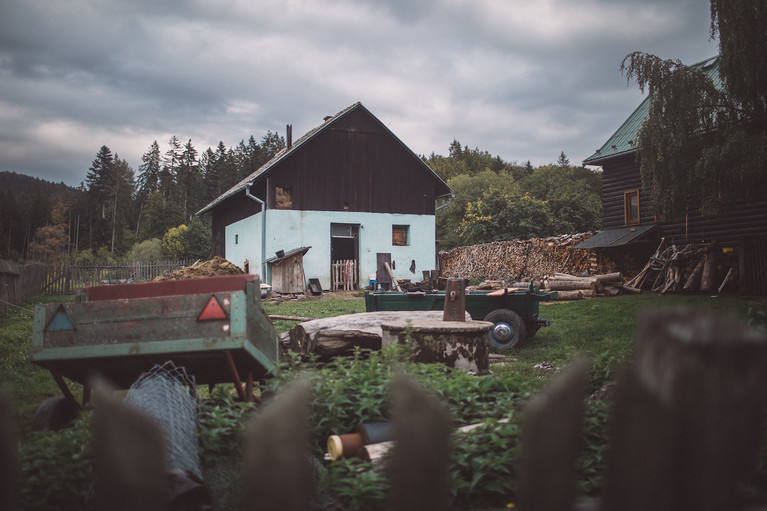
[
  {"x1": 197, "y1": 102, "x2": 452, "y2": 292},
  {"x1": 576, "y1": 56, "x2": 767, "y2": 253}
]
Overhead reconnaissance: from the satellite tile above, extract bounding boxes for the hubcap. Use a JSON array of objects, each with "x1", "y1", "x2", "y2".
[{"x1": 493, "y1": 322, "x2": 513, "y2": 343}]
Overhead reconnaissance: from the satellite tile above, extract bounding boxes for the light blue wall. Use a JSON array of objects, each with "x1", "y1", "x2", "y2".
[{"x1": 225, "y1": 210, "x2": 437, "y2": 290}]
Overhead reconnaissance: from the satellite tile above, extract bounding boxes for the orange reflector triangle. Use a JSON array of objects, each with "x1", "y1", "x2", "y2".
[{"x1": 199, "y1": 295, "x2": 228, "y2": 321}]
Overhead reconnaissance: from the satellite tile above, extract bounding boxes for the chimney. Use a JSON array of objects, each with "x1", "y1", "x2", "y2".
[{"x1": 286, "y1": 124, "x2": 292, "y2": 149}]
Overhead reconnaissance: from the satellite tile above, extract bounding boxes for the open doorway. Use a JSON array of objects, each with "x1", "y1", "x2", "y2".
[{"x1": 330, "y1": 223, "x2": 359, "y2": 290}]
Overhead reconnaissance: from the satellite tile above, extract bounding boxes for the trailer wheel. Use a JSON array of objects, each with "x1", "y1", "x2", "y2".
[
  {"x1": 484, "y1": 309, "x2": 527, "y2": 349},
  {"x1": 31, "y1": 396, "x2": 79, "y2": 431}
]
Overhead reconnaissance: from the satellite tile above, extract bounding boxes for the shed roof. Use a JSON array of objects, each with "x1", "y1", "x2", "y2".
[
  {"x1": 583, "y1": 56, "x2": 721, "y2": 166},
  {"x1": 197, "y1": 102, "x2": 452, "y2": 215},
  {"x1": 573, "y1": 225, "x2": 656, "y2": 249}
]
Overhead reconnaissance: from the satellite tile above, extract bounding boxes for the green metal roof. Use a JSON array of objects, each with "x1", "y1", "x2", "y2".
[{"x1": 583, "y1": 56, "x2": 721, "y2": 166}]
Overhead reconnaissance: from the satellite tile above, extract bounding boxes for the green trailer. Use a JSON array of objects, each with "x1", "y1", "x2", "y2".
[
  {"x1": 365, "y1": 287, "x2": 557, "y2": 350},
  {"x1": 31, "y1": 274, "x2": 278, "y2": 429}
]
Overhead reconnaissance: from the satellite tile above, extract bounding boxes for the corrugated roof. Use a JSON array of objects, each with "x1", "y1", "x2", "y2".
[
  {"x1": 583, "y1": 56, "x2": 721, "y2": 166},
  {"x1": 197, "y1": 102, "x2": 452, "y2": 215},
  {"x1": 573, "y1": 225, "x2": 656, "y2": 249}
]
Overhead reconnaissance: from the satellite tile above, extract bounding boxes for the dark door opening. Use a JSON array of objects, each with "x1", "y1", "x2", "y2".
[{"x1": 330, "y1": 223, "x2": 359, "y2": 290}]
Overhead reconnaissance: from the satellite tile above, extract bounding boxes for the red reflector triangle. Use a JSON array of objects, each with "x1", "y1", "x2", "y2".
[{"x1": 199, "y1": 295, "x2": 227, "y2": 320}]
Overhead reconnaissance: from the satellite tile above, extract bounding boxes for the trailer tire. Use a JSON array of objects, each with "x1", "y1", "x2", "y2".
[
  {"x1": 31, "y1": 396, "x2": 79, "y2": 431},
  {"x1": 484, "y1": 309, "x2": 527, "y2": 349}
]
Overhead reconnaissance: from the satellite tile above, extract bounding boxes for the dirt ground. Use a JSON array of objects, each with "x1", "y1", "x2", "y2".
[{"x1": 153, "y1": 256, "x2": 245, "y2": 281}]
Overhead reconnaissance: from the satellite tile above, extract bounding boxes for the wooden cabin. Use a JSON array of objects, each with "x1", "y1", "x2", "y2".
[
  {"x1": 197, "y1": 102, "x2": 452, "y2": 292},
  {"x1": 577, "y1": 56, "x2": 767, "y2": 293}
]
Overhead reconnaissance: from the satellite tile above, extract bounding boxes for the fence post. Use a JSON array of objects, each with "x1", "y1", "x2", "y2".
[{"x1": 602, "y1": 308, "x2": 767, "y2": 511}]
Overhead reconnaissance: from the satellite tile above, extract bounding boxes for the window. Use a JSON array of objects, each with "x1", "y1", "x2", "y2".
[
  {"x1": 235, "y1": 234, "x2": 239, "y2": 245},
  {"x1": 275, "y1": 186, "x2": 292, "y2": 208},
  {"x1": 392, "y1": 225, "x2": 409, "y2": 246},
  {"x1": 624, "y1": 190, "x2": 640, "y2": 225}
]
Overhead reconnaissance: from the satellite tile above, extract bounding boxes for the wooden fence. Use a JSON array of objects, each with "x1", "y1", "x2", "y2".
[
  {"x1": 0, "y1": 260, "x2": 195, "y2": 307},
  {"x1": 331, "y1": 259, "x2": 357, "y2": 291},
  {"x1": 2, "y1": 309, "x2": 765, "y2": 510}
]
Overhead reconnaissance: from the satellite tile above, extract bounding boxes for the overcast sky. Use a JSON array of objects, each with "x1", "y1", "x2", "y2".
[{"x1": 0, "y1": 0, "x2": 719, "y2": 187}]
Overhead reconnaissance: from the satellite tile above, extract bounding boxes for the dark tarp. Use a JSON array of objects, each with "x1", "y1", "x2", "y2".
[{"x1": 573, "y1": 225, "x2": 656, "y2": 249}]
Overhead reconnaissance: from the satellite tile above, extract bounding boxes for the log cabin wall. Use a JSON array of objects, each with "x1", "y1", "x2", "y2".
[
  {"x1": 600, "y1": 153, "x2": 767, "y2": 248},
  {"x1": 600, "y1": 154, "x2": 654, "y2": 229}
]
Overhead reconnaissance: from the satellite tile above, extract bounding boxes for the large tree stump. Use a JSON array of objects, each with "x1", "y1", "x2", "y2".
[{"x1": 283, "y1": 311, "x2": 471, "y2": 358}]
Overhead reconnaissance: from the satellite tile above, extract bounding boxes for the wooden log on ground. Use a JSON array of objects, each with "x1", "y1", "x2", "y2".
[
  {"x1": 554, "y1": 290, "x2": 585, "y2": 300},
  {"x1": 547, "y1": 279, "x2": 597, "y2": 291},
  {"x1": 269, "y1": 315, "x2": 316, "y2": 322},
  {"x1": 285, "y1": 310, "x2": 471, "y2": 357}
]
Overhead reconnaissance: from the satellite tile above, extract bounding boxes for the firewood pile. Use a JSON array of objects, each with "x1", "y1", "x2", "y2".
[
  {"x1": 438, "y1": 233, "x2": 617, "y2": 282},
  {"x1": 624, "y1": 238, "x2": 738, "y2": 294}
]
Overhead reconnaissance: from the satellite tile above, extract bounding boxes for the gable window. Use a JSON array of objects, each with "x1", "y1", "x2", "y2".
[
  {"x1": 392, "y1": 225, "x2": 409, "y2": 246},
  {"x1": 624, "y1": 190, "x2": 640, "y2": 225},
  {"x1": 275, "y1": 186, "x2": 292, "y2": 209}
]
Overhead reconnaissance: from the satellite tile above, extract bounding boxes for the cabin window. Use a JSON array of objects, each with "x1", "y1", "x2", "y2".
[
  {"x1": 235, "y1": 234, "x2": 239, "y2": 245},
  {"x1": 392, "y1": 225, "x2": 409, "y2": 246},
  {"x1": 624, "y1": 190, "x2": 640, "y2": 225},
  {"x1": 275, "y1": 186, "x2": 292, "y2": 209}
]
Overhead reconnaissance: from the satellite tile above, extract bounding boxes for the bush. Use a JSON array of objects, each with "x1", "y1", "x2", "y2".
[{"x1": 125, "y1": 238, "x2": 163, "y2": 262}]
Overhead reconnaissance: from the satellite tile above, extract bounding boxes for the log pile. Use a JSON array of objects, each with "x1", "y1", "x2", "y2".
[
  {"x1": 624, "y1": 239, "x2": 738, "y2": 294},
  {"x1": 439, "y1": 233, "x2": 617, "y2": 282},
  {"x1": 542, "y1": 272, "x2": 626, "y2": 300}
]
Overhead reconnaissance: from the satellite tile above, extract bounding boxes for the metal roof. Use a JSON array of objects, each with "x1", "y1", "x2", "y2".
[
  {"x1": 197, "y1": 102, "x2": 452, "y2": 215},
  {"x1": 573, "y1": 225, "x2": 656, "y2": 249},
  {"x1": 583, "y1": 56, "x2": 721, "y2": 166}
]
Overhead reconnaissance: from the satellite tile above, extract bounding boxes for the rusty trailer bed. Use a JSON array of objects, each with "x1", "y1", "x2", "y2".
[{"x1": 31, "y1": 274, "x2": 278, "y2": 401}]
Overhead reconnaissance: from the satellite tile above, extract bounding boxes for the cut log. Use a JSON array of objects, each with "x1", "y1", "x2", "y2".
[
  {"x1": 593, "y1": 272, "x2": 623, "y2": 284},
  {"x1": 554, "y1": 290, "x2": 584, "y2": 300},
  {"x1": 384, "y1": 261, "x2": 402, "y2": 292},
  {"x1": 683, "y1": 257, "x2": 705, "y2": 291},
  {"x1": 603, "y1": 286, "x2": 621, "y2": 297},
  {"x1": 717, "y1": 267, "x2": 734, "y2": 294},
  {"x1": 269, "y1": 315, "x2": 316, "y2": 322},
  {"x1": 285, "y1": 310, "x2": 472, "y2": 357},
  {"x1": 486, "y1": 287, "x2": 527, "y2": 296},
  {"x1": 547, "y1": 279, "x2": 596, "y2": 291}
]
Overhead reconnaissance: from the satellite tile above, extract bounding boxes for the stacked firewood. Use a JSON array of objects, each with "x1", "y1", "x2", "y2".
[
  {"x1": 625, "y1": 238, "x2": 738, "y2": 294},
  {"x1": 438, "y1": 233, "x2": 617, "y2": 282}
]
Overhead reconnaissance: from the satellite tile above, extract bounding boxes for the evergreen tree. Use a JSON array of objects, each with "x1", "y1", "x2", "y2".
[
  {"x1": 160, "y1": 135, "x2": 181, "y2": 199},
  {"x1": 136, "y1": 140, "x2": 161, "y2": 200},
  {"x1": 178, "y1": 139, "x2": 202, "y2": 220}
]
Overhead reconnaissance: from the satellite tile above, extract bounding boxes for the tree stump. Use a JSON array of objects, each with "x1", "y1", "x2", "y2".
[{"x1": 381, "y1": 320, "x2": 492, "y2": 374}]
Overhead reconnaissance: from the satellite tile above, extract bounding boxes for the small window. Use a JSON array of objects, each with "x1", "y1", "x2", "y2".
[
  {"x1": 392, "y1": 225, "x2": 409, "y2": 246},
  {"x1": 624, "y1": 190, "x2": 640, "y2": 225},
  {"x1": 235, "y1": 234, "x2": 239, "y2": 245},
  {"x1": 275, "y1": 186, "x2": 292, "y2": 208}
]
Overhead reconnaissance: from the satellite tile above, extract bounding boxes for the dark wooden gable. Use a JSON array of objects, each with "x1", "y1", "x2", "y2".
[{"x1": 262, "y1": 106, "x2": 448, "y2": 215}]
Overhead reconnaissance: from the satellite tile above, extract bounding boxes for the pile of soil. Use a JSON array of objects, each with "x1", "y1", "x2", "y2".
[{"x1": 153, "y1": 257, "x2": 245, "y2": 281}]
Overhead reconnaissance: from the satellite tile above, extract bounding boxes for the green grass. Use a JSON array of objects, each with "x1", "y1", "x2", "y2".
[
  {"x1": 4, "y1": 292, "x2": 767, "y2": 510},
  {"x1": 0, "y1": 295, "x2": 77, "y2": 437}
]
